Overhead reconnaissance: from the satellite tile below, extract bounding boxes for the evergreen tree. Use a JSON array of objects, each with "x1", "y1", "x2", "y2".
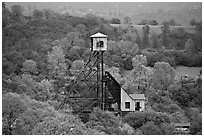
[
  {"x1": 136, "y1": 34, "x2": 142, "y2": 49},
  {"x1": 33, "y1": 9, "x2": 43, "y2": 20},
  {"x1": 142, "y1": 25, "x2": 150, "y2": 49},
  {"x1": 161, "y1": 21, "x2": 170, "y2": 48},
  {"x1": 10, "y1": 5, "x2": 24, "y2": 23},
  {"x1": 47, "y1": 46, "x2": 67, "y2": 79},
  {"x1": 185, "y1": 38, "x2": 196, "y2": 54}
]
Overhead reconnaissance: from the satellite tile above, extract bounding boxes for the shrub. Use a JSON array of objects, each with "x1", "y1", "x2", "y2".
[
  {"x1": 123, "y1": 110, "x2": 173, "y2": 135},
  {"x1": 140, "y1": 122, "x2": 161, "y2": 135},
  {"x1": 123, "y1": 110, "x2": 171, "y2": 128},
  {"x1": 32, "y1": 113, "x2": 103, "y2": 135},
  {"x1": 86, "y1": 108, "x2": 135, "y2": 135},
  {"x1": 2, "y1": 92, "x2": 27, "y2": 135},
  {"x1": 161, "y1": 57, "x2": 176, "y2": 67}
]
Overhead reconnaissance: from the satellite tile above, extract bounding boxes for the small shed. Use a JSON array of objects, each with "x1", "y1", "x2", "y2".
[{"x1": 172, "y1": 123, "x2": 190, "y2": 134}]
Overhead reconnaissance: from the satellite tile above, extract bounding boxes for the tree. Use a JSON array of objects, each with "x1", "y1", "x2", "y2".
[
  {"x1": 138, "y1": 19, "x2": 148, "y2": 25},
  {"x1": 70, "y1": 60, "x2": 85, "y2": 76},
  {"x1": 150, "y1": 62, "x2": 175, "y2": 90},
  {"x1": 33, "y1": 9, "x2": 43, "y2": 20},
  {"x1": 185, "y1": 107, "x2": 202, "y2": 135},
  {"x1": 22, "y1": 59, "x2": 37, "y2": 74},
  {"x1": 122, "y1": 26, "x2": 138, "y2": 43},
  {"x1": 47, "y1": 46, "x2": 67, "y2": 79},
  {"x1": 66, "y1": 46, "x2": 83, "y2": 61},
  {"x1": 123, "y1": 56, "x2": 133, "y2": 70},
  {"x1": 140, "y1": 122, "x2": 162, "y2": 135},
  {"x1": 138, "y1": 20, "x2": 158, "y2": 26},
  {"x1": 129, "y1": 55, "x2": 153, "y2": 93},
  {"x1": 142, "y1": 25, "x2": 150, "y2": 49},
  {"x1": 190, "y1": 18, "x2": 197, "y2": 26},
  {"x1": 111, "y1": 18, "x2": 121, "y2": 24},
  {"x1": 76, "y1": 24, "x2": 87, "y2": 34},
  {"x1": 37, "y1": 79, "x2": 53, "y2": 100},
  {"x1": 14, "y1": 97, "x2": 58, "y2": 134},
  {"x1": 194, "y1": 21, "x2": 202, "y2": 51},
  {"x1": 32, "y1": 112, "x2": 103, "y2": 135},
  {"x1": 185, "y1": 38, "x2": 196, "y2": 54},
  {"x1": 2, "y1": 2, "x2": 10, "y2": 27},
  {"x1": 123, "y1": 110, "x2": 172, "y2": 133},
  {"x1": 10, "y1": 5, "x2": 24, "y2": 22},
  {"x1": 169, "y1": 19, "x2": 177, "y2": 26},
  {"x1": 150, "y1": 33, "x2": 160, "y2": 49},
  {"x1": 2, "y1": 92, "x2": 27, "y2": 135},
  {"x1": 84, "y1": 14, "x2": 100, "y2": 29},
  {"x1": 3, "y1": 51, "x2": 26, "y2": 74},
  {"x1": 149, "y1": 20, "x2": 158, "y2": 26},
  {"x1": 107, "y1": 40, "x2": 121, "y2": 55},
  {"x1": 42, "y1": 9, "x2": 52, "y2": 19},
  {"x1": 2, "y1": 57, "x2": 17, "y2": 75},
  {"x1": 66, "y1": 31, "x2": 85, "y2": 49},
  {"x1": 86, "y1": 108, "x2": 135, "y2": 135},
  {"x1": 161, "y1": 21, "x2": 170, "y2": 48},
  {"x1": 123, "y1": 16, "x2": 132, "y2": 25},
  {"x1": 118, "y1": 40, "x2": 139, "y2": 57},
  {"x1": 161, "y1": 57, "x2": 176, "y2": 67},
  {"x1": 132, "y1": 54, "x2": 147, "y2": 68}
]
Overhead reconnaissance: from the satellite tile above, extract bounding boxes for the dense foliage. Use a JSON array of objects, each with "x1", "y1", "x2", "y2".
[{"x1": 2, "y1": 3, "x2": 202, "y2": 135}]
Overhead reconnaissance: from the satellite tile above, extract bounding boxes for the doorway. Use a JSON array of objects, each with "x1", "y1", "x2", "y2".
[{"x1": 135, "y1": 102, "x2": 140, "y2": 111}]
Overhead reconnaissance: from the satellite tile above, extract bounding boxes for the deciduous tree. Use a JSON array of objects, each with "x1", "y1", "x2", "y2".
[
  {"x1": 161, "y1": 21, "x2": 170, "y2": 48},
  {"x1": 150, "y1": 62, "x2": 175, "y2": 90},
  {"x1": 123, "y1": 16, "x2": 132, "y2": 25},
  {"x1": 47, "y1": 46, "x2": 67, "y2": 79},
  {"x1": 22, "y1": 59, "x2": 37, "y2": 74},
  {"x1": 185, "y1": 38, "x2": 196, "y2": 54},
  {"x1": 2, "y1": 92, "x2": 27, "y2": 135},
  {"x1": 142, "y1": 25, "x2": 150, "y2": 49},
  {"x1": 33, "y1": 9, "x2": 43, "y2": 20},
  {"x1": 70, "y1": 60, "x2": 85, "y2": 76},
  {"x1": 10, "y1": 5, "x2": 24, "y2": 23}
]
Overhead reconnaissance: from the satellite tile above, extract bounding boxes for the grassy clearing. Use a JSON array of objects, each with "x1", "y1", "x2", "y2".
[
  {"x1": 121, "y1": 65, "x2": 201, "y2": 80},
  {"x1": 175, "y1": 66, "x2": 201, "y2": 79}
]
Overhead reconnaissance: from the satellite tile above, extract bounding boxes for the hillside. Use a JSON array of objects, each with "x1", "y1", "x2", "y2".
[
  {"x1": 2, "y1": 2, "x2": 202, "y2": 135},
  {"x1": 110, "y1": 24, "x2": 196, "y2": 36},
  {"x1": 5, "y1": 2, "x2": 202, "y2": 25}
]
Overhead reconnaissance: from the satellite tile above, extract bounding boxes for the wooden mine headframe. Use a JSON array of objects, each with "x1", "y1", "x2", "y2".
[{"x1": 58, "y1": 32, "x2": 108, "y2": 112}]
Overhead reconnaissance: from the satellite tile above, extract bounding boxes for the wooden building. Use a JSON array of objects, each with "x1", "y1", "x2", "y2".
[
  {"x1": 121, "y1": 88, "x2": 146, "y2": 111},
  {"x1": 105, "y1": 71, "x2": 146, "y2": 113}
]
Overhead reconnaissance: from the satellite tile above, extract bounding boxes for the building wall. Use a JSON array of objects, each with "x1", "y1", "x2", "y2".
[
  {"x1": 134, "y1": 100, "x2": 145, "y2": 111},
  {"x1": 93, "y1": 37, "x2": 107, "y2": 51},
  {"x1": 121, "y1": 88, "x2": 135, "y2": 111}
]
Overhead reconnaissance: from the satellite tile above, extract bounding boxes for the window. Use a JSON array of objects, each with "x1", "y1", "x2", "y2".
[
  {"x1": 125, "y1": 102, "x2": 130, "y2": 109},
  {"x1": 96, "y1": 41, "x2": 104, "y2": 48}
]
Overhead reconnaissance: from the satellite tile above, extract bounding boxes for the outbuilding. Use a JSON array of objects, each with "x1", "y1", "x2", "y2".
[{"x1": 121, "y1": 88, "x2": 146, "y2": 112}]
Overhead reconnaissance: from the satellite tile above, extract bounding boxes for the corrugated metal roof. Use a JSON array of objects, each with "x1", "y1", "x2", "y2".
[
  {"x1": 90, "y1": 32, "x2": 108, "y2": 38},
  {"x1": 129, "y1": 94, "x2": 145, "y2": 100}
]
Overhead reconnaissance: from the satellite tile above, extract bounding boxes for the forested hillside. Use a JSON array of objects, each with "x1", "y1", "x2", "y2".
[{"x1": 2, "y1": 2, "x2": 202, "y2": 135}]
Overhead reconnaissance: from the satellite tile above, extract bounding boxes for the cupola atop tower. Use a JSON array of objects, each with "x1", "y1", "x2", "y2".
[{"x1": 90, "y1": 32, "x2": 108, "y2": 51}]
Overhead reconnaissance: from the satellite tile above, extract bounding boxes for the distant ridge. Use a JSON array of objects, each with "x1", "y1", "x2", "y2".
[{"x1": 5, "y1": 2, "x2": 202, "y2": 25}]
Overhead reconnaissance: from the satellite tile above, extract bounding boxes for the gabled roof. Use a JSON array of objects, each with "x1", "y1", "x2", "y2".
[
  {"x1": 90, "y1": 32, "x2": 108, "y2": 38},
  {"x1": 129, "y1": 94, "x2": 145, "y2": 100}
]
